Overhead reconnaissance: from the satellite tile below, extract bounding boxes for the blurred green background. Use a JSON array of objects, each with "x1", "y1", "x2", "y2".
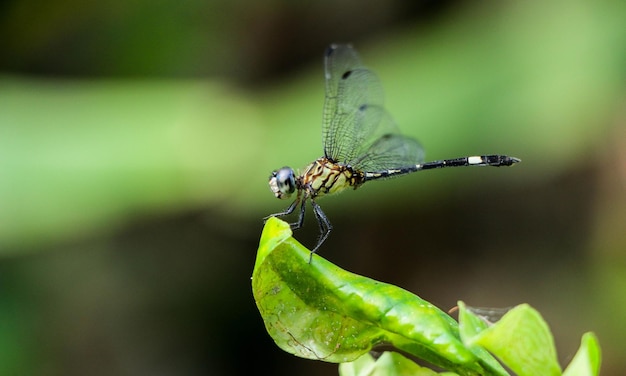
[{"x1": 1, "y1": 0, "x2": 625, "y2": 374}]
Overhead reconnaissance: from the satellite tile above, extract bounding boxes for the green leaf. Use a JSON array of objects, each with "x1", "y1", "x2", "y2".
[
  {"x1": 338, "y1": 352, "x2": 378, "y2": 376},
  {"x1": 458, "y1": 302, "x2": 491, "y2": 342},
  {"x1": 252, "y1": 217, "x2": 506, "y2": 375},
  {"x1": 339, "y1": 352, "x2": 457, "y2": 376},
  {"x1": 469, "y1": 304, "x2": 561, "y2": 376},
  {"x1": 457, "y1": 302, "x2": 509, "y2": 374},
  {"x1": 562, "y1": 332, "x2": 601, "y2": 376}
]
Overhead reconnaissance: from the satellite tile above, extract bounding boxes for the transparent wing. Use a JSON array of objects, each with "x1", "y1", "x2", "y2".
[
  {"x1": 321, "y1": 44, "x2": 423, "y2": 172},
  {"x1": 347, "y1": 105, "x2": 424, "y2": 173},
  {"x1": 322, "y1": 44, "x2": 385, "y2": 162}
]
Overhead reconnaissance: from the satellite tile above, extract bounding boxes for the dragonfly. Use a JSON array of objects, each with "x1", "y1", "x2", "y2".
[{"x1": 267, "y1": 44, "x2": 520, "y2": 262}]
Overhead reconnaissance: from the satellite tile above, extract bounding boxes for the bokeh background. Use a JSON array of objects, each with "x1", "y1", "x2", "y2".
[{"x1": 1, "y1": 0, "x2": 625, "y2": 374}]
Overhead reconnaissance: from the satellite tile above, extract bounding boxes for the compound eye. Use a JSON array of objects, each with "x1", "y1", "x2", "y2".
[{"x1": 269, "y1": 167, "x2": 296, "y2": 199}]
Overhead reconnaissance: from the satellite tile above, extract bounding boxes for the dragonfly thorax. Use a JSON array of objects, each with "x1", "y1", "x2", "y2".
[
  {"x1": 301, "y1": 157, "x2": 365, "y2": 198},
  {"x1": 269, "y1": 167, "x2": 296, "y2": 199}
]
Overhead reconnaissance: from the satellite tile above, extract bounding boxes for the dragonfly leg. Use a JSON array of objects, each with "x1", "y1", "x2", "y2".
[
  {"x1": 309, "y1": 200, "x2": 332, "y2": 263},
  {"x1": 292, "y1": 198, "x2": 307, "y2": 230},
  {"x1": 264, "y1": 192, "x2": 308, "y2": 231},
  {"x1": 263, "y1": 197, "x2": 299, "y2": 219}
]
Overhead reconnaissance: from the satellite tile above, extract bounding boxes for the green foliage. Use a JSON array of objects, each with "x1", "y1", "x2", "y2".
[
  {"x1": 339, "y1": 352, "x2": 457, "y2": 376},
  {"x1": 252, "y1": 218, "x2": 601, "y2": 375},
  {"x1": 562, "y1": 333, "x2": 602, "y2": 376},
  {"x1": 460, "y1": 302, "x2": 561, "y2": 375},
  {"x1": 0, "y1": 78, "x2": 262, "y2": 251}
]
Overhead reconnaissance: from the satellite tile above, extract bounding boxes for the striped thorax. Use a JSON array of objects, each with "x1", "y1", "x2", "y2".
[{"x1": 300, "y1": 157, "x2": 364, "y2": 198}]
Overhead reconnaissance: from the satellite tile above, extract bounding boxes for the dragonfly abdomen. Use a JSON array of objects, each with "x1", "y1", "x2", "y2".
[{"x1": 364, "y1": 155, "x2": 521, "y2": 181}]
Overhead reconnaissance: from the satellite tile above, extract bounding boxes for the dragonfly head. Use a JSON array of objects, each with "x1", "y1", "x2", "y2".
[{"x1": 269, "y1": 167, "x2": 296, "y2": 199}]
